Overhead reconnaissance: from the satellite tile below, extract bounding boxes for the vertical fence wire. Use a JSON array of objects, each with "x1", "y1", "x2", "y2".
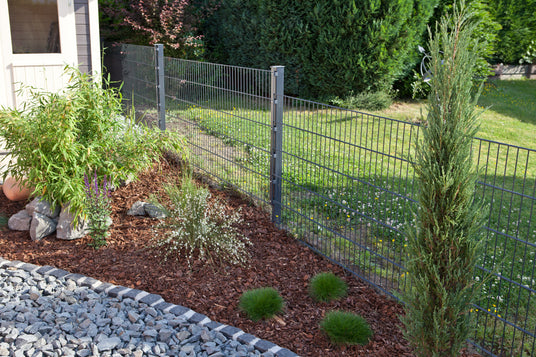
[
  {"x1": 162, "y1": 57, "x2": 273, "y2": 206},
  {"x1": 119, "y1": 45, "x2": 536, "y2": 356},
  {"x1": 120, "y1": 44, "x2": 157, "y2": 124}
]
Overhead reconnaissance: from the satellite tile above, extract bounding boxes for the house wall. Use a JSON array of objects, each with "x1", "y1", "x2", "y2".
[
  {"x1": 74, "y1": 0, "x2": 101, "y2": 75},
  {"x1": 75, "y1": 0, "x2": 91, "y2": 73}
]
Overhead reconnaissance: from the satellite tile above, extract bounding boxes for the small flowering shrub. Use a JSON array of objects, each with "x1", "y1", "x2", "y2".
[
  {"x1": 239, "y1": 287, "x2": 284, "y2": 322},
  {"x1": 84, "y1": 172, "x2": 112, "y2": 248},
  {"x1": 152, "y1": 175, "x2": 250, "y2": 266},
  {"x1": 309, "y1": 272, "x2": 348, "y2": 302},
  {"x1": 320, "y1": 311, "x2": 372, "y2": 346}
]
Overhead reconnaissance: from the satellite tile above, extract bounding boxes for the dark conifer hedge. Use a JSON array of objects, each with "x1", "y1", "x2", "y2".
[{"x1": 201, "y1": 0, "x2": 437, "y2": 100}]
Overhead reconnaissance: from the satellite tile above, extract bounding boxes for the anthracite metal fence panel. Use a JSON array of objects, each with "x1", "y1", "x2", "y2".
[
  {"x1": 119, "y1": 44, "x2": 536, "y2": 356},
  {"x1": 162, "y1": 55, "x2": 273, "y2": 207}
]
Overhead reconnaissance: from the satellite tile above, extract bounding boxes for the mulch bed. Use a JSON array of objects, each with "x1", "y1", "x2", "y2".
[{"x1": 0, "y1": 159, "x2": 463, "y2": 356}]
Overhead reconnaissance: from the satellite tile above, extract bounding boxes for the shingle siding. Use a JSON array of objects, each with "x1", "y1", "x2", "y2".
[{"x1": 74, "y1": 0, "x2": 91, "y2": 73}]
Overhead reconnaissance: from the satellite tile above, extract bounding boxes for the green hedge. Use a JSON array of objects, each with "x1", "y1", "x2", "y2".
[
  {"x1": 201, "y1": 0, "x2": 437, "y2": 100},
  {"x1": 492, "y1": 0, "x2": 536, "y2": 63}
]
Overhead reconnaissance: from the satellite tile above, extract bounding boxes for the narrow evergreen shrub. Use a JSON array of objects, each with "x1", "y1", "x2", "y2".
[
  {"x1": 320, "y1": 311, "x2": 372, "y2": 346},
  {"x1": 152, "y1": 175, "x2": 251, "y2": 267},
  {"x1": 401, "y1": 3, "x2": 487, "y2": 356},
  {"x1": 309, "y1": 272, "x2": 348, "y2": 303},
  {"x1": 239, "y1": 287, "x2": 284, "y2": 322}
]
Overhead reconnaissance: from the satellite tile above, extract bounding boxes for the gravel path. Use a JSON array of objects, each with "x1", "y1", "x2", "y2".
[{"x1": 0, "y1": 258, "x2": 297, "y2": 357}]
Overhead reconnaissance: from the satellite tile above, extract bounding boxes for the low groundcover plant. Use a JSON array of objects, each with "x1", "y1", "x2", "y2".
[
  {"x1": 309, "y1": 272, "x2": 348, "y2": 302},
  {"x1": 320, "y1": 310, "x2": 372, "y2": 346},
  {"x1": 239, "y1": 287, "x2": 284, "y2": 322},
  {"x1": 152, "y1": 175, "x2": 250, "y2": 267}
]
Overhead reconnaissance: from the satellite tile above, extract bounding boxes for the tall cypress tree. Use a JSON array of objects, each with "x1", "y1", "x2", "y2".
[{"x1": 401, "y1": 3, "x2": 486, "y2": 356}]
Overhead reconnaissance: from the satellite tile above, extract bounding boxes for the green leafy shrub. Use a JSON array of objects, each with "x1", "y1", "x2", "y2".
[
  {"x1": 519, "y1": 40, "x2": 536, "y2": 64},
  {"x1": 201, "y1": 0, "x2": 436, "y2": 100},
  {"x1": 320, "y1": 311, "x2": 372, "y2": 346},
  {"x1": 401, "y1": 4, "x2": 487, "y2": 356},
  {"x1": 239, "y1": 287, "x2": 284, "y2": 321},
  {"x1": 152, "y1": 175, "x2": 250, "y2": 266},
  {"x1": 309, "y1": 272, "x2": 348, "y2": 302},
  {"x1": 0, "y1": 67, "x2": 187, "y2": 220},
  {"x1": 329, "y1": 91, "x2": 393, "y2": 111},
  {"x1": 491, "y1": 0, "x2": 536, "y2": 63}
]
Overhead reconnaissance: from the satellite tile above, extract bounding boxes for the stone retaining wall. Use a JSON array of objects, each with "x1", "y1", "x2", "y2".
[{"x1": 493, "y1": 63, "x2": 536, "y2": 80}]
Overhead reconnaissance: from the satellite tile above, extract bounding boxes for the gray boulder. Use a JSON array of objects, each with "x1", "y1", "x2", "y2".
[
  {"x1": 127, "y1": 201, "x2": 146, "y2": 216},
  {"x1": 30, "y1": 212, "x2": 57, "y2": 241},
  {"x1": 56, "y1": 205, "x2": 88, "y2": 240},
  {"x1": 144, "y1": 203, "x2": 166, "y2": 219},
  {"x1": 25, "y1": 197, "x2": 60, "y2": 219},
  {"x1": 8, "y1": 210, "x2": 32, "y2": 231}
]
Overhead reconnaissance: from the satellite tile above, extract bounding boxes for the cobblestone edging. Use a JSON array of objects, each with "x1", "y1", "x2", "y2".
[{"x1": 0, "y1": 257, "x2": 298, "y2": 357}]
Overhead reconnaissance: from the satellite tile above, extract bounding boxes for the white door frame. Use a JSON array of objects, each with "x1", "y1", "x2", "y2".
[{"x1": 0, "y1": 0, "x2": 78, "y2": 108}]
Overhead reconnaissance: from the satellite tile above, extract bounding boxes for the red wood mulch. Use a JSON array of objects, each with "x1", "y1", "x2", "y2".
[{"x1": 0, "y1": 160, "x2": 478, "y2": 356}]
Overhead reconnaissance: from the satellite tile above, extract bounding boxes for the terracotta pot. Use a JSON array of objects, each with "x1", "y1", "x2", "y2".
[{"x1": 2, "y1": 176, "x2": 31, "y2": 201}]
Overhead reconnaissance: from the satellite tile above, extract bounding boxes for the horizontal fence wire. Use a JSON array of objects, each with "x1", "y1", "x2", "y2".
[
  {"x1": 120, "y1": 44, "x2": 157, "y2": 123},
  {"x1": 278, "y1": 95, "x2": 419, "y2": 299},
  {"x1": 118, "y1": 45, "x2": 536, "y2": 357},
  {"x1": 162, "y1": 56, "x2": 273, "y2": 206}
]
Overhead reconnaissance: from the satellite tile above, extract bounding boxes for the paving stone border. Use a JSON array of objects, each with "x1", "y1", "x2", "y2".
[{"x1": 0, "y1": 256, "x2": 298, "y2": 357}]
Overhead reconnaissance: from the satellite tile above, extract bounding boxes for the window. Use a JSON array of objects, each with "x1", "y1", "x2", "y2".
[{"x1": 8, "y1": 0, "x2": 61, "y2": 54}]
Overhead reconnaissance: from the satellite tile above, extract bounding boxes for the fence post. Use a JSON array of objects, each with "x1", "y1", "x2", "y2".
[
  {"x1": 270, "y1": 66, "x2": 284, "y2": 224},
  {"x1": 155, "y1": 44, "x2": 166, "y2": 131}
]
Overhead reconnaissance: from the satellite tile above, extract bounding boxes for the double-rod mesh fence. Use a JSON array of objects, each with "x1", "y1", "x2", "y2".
[{"x1": 118, "y1": 44, "x2": 536, "y2": 356}]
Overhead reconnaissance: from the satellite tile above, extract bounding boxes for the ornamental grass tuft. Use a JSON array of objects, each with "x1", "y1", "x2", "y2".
[
  {"x1": 239, "y1": 287, "x2": 284, "y2": 322},
  {"x1": 320, "y1": 310, "x2": 372, "y2": 346},
  {"x1": 309, "y1": 272, "x2": 348, "y2": 302}
]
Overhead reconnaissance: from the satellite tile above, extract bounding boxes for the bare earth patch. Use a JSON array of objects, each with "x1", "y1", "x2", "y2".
[{"x1": 0, "y1": 160, "x2": 479, "y2": 356}]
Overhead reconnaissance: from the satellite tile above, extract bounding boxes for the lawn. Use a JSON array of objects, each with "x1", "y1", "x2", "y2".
[
  {"x1": 369, "y1": 79, "x2": 536, "y2": 150},
  {"x1": 157, "y1": 78, "x2": 536, "y2": 356}
]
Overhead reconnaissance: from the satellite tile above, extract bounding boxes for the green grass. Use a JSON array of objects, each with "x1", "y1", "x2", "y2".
[{"x1": 160, "y1": 79, "x2": 535, "y2": 355}]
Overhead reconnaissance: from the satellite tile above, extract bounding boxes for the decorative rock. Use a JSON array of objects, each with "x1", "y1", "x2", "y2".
[
  {"x1": 97, "y1": 337, "x2": 121, "y2": 351},
  {"x1": 158, "y1": 329, "x2": 174, "y2": 343},
  {"x1": 56, "y1": 205, "x2": 88, "y2": 240},
  {"x1": 26, "y1": 197, "x2": 60, "y2": 219},
  {"x1": 0, "y1": 259, "x2": 298, "y2": 357},
  {"x1": 29, "y1": 213, "x2": 57, "y2": 241},
  {"x1": 2, "y1": 176, "x2": 31, "y2": 201},
  {"x1": 127, "y1": 312, "x2": 139, "y2": 323},
  {"x1": 8, "y1": 210, "x2": 32, "y2": 231},
  {"x1": 127, "y1": 201, "x2": 146, "y2": 216},
  {"x1": 143, "y1": 203, "x2": 166, "y2": 219}
]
